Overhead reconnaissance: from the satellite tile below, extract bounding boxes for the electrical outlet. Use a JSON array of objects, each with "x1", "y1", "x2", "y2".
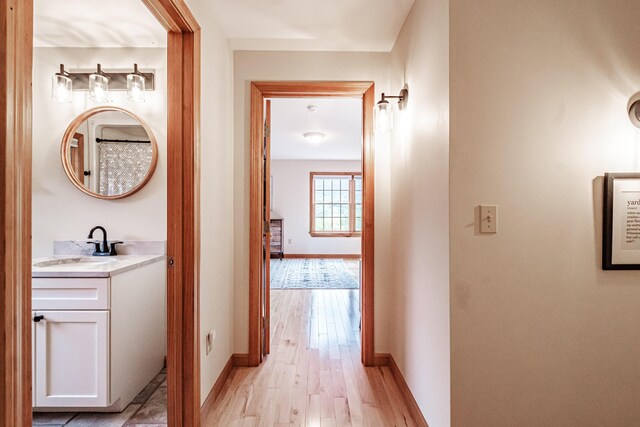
[
  {"x1": 288, "y1": 238, "x2": 292, "y2": 244},
  {"x1": 205, "y1": 329, "x2": 216, "y2": 355}
]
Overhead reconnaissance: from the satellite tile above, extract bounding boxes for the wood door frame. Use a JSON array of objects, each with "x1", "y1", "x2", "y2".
[
  {"x1": 1, "y1": 1, "x2": 34, "y2": 424},
  {"x1": 264, "y1": 99, "x2": 271, "y2": 357},
  {"x1": 71, "y1": 132, "x2": 85, "y2": 182},
  {"x1": 1, "y1": 0, "x2": 202, "y2": 425},
  {"x1": 249, "y1": 81, "x2": 376, "y2": 366}
]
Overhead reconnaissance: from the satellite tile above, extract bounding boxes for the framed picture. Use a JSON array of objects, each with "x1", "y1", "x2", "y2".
[{"x1": 603, "y1": 173, "x2": 640, "y2": 269}]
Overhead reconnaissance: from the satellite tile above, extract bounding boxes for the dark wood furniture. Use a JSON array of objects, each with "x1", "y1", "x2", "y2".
[{"x1": 270, "y1": 218, "x2": 284, "y2": 259}]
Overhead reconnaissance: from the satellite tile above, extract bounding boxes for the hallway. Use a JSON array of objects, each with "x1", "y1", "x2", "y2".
[{"x1": 203, "y1": 289, "x2": 416, "y2": 426}]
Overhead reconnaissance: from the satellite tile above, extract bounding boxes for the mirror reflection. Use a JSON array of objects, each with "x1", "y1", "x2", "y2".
[{"x1": 62, "y1": 107, "x2": 158, "y2": 199}]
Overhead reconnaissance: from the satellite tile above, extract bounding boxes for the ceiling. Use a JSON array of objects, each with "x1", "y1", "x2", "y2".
[
  {"x1": 33, "y1": 0, "x2": 166, "y2": 48},
  {"x1": 33, "y1": 0, "x2": 415, "y2": 52},
  {"x1": 207, "y1": 0, "x2": 415, "y2": 52},
  {"x1": 270, "y1": 98, "x2": 362, "y2": 161}
]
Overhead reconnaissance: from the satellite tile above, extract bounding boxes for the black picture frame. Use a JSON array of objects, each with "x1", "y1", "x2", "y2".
[{"x1": 603, "y1": 173, "x2": 640, "y2": 270}]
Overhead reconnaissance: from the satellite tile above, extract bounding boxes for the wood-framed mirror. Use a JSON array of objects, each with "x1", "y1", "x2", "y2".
[{"x1": 60, "y1": 106, "x2": 158, "y2": 199}]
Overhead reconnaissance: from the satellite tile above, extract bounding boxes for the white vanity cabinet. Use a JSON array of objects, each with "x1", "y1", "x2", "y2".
[
  {"x1": 32, "y1": 308, "x2": 110, "y2": 407},
  {"x1": 32, "y1": 257, "x2": 165, "y2": 411}
]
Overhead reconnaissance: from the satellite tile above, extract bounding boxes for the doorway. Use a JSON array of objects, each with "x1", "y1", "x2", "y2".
[
  {"x1": 268, "y1": 96, "x2": 364, "y2": 368},
  {"x1": 248, "y1": 81, "x2": 376, "y2": 367},
  {"x1": 0, "y1": 1, "x2": 201, "y2": 425}
]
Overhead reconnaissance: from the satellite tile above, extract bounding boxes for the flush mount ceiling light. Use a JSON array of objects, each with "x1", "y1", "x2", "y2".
[
  {"x1": 52, "y1": 64, "x2": 73, "y2": 103},
  {"x1": 303, "y1": 132, "x2": 325, "y2": 144},
  {"x1": 127, "y1": 64, "x2": 146, "y2": 103},
  {"x1": 374, "y1": 86, "x2": 409, "y2": 133},
  {"x1": 89, "y1": 64, "x2": 110, "y2": 103},
  {"x1": 629, "y1": 96, "x2": 640, "y2": 128},
  {"x1": 51, "y1": 64, "x2": 155, "y2": 104}
]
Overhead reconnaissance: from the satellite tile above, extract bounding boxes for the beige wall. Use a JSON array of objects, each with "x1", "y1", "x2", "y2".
[
  {"x1": 388, "y1": 0, "x2": 451, "y2": 425},
  {"x1": 185, "y1": 0, "x2": 236, "y2": 406},
  {"x1": 32, "y1": 47, "x2": 167, "y2": 258},
  {"x1": 271, "y1": 159, "x2": 362, "y2": 255},
  {"x1": 233, "y1": 51, "x2": 392, "y2": 353},
  {"x1": 451, "y1": 0, "x2": 640, "y2": 424}
]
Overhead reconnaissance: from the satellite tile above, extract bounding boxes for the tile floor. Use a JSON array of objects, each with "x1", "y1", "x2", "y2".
[{"x1": 32, "y1": 369, "x2": 167, "y2": 427}]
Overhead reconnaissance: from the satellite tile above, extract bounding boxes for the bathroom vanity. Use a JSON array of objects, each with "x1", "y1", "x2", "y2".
[{"x1": 31, "y1": 255, "x2": 166, "y2": 412}]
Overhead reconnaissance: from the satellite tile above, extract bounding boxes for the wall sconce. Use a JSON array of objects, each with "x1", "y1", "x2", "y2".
[
  {"x1": 52, "y1": 64, "x2": 73, "y2": 103},
  {"x1": 127, "y1": 64, "x2": 146, "y2": 103},
  {"x1": 375, "y1": 87, "x2": 409, "y2": 133},
  {"x1": 51, "y1": 64, "x2": 155, "y2": 104},
  {"x1": 303, "y1": 132, "x2": 325, "y2": 144},
  {"x1": 89, "y1": 64, "x2": 110, "y2": 103},
  {"x1": 629, "y1": 97, "x2": 640, "y2": 128}
]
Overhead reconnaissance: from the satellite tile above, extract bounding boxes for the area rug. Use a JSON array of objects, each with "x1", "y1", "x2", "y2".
[{"x1": 270, "y1": 258, "x2": 359, "y2": 289}]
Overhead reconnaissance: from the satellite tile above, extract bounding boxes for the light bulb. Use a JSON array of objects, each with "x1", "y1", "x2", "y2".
[
  {"x1": 52, "y1": 73, "x2": 72, "y2": 103},
  {"x1": 375, "y1": 101, "x2": 393, "y2": 132},
  {"x1": 127, "y1": 78, "x2": 145, "y2": 102},
  {"x1": 56, "y1": 83, "x2": 69, "y2": 102},
  {"x1": 89, "y1": 66, "x2": 110, "y2": 103},
  {"x1": 127, "y1": 65, "x2": 146, "y2": 103}
]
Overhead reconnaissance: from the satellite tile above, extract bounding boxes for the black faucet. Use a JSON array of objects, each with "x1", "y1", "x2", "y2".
[{"x1": 87, "y1": 226, "x2": 122, "y2": 256}]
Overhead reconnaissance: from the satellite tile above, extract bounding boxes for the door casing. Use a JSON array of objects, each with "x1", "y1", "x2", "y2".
[
  {"x1": 248, "y1": 81, "x2": 376, "y2": 366},
  {"x1": 263, "y1": 99, "x2": 272, "y2": 357},
  {"x1": 1, "y1": 0, "x2": 202, "y2": 425}
]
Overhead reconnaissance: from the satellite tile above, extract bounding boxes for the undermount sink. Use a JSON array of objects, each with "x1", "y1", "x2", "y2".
[{"x1": 32, "y1": 257, "x2": 118, "y2": 268}]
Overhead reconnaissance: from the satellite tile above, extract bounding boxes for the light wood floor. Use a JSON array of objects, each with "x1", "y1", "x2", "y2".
[{"x1": 202, "y1": 289, "x2": 416, "y2": 426}]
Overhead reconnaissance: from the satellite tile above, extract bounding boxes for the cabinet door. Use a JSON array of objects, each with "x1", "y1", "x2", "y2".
[{"x1": 33, "y1": 310, "x2": 109, "y2": 407}]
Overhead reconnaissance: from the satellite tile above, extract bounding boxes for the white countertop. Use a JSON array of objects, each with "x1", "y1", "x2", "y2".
[{"x1": 32, "y1": 254, "x2": 165, "y2": 278}]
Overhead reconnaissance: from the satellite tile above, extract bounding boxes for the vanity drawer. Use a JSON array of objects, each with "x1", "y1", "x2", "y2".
[{"x1": 32, "y1": 278, "x2": 110, "y2": 310}]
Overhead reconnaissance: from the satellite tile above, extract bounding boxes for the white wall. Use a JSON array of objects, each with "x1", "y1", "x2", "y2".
[
  {"x1": 271, "y1": 159, "x2": 361, "y2": 255},
  {"x1": 32, "y1": 47, "x2": 167, "y2": 258},
  {"x1": 184, "y1": 0, "x2": 236, "y2": 406},
  {"x1": 388, "y1": 0, "x2": 450, "y2": 425},
  {"x1": 450, "y1": 0, "x2": 640, "y2": 425},
  {"x1": 233, "y1": 51, "x2": 392, "y2": 353}
]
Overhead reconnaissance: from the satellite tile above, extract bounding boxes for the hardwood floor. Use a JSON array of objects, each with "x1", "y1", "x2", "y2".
[{"x1": 202, "y1": 289, "x2": 416, "y2": 426}]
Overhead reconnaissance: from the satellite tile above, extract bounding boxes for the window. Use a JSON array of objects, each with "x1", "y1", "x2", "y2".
[{"x1": 310, "y1": 172, "x2": 362, "y2": 237}]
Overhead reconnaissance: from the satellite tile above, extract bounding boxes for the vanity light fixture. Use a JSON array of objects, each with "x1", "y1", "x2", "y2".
[
  {"x1": 52, "y1": 64, "x2": 73, "y2": 103},
  {"x1": 303, "y1": 132, "x2": 325, "y2": 144},
  {"x1": 89, "y1": 64, "x2": 110, "y2": 103},
  {"x1": 127, "y1": 64, "x2": 146, "y2": 103},
  {"x1": 51, "y1": 64, "x2": 155, "y2": 104},
  {"x1": 375, "y1": 86, "x2": 409, "y2": 133}
]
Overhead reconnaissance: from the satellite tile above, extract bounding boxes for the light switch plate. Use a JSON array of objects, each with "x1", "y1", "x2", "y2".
[{"x1": 480, "y1": 205, "x2": 497, "y2": 233}]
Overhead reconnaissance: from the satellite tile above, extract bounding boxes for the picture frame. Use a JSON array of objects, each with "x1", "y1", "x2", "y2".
[{"x1": 603, "y1": 173, "x2": 640, "y2": 269}]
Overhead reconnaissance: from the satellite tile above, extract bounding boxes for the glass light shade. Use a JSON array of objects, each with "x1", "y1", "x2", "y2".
[
  {"x1": 52, "y1": 74, "x2": 72, "y2": 103},
  {"x1": 629, "y1": 100, "x2": 640, "y2": 128},
  {"x1": 303, "y1": 132, "x2": 325, "y2": 144},
  {"x1": 89, "y1": 73, "x2": 109, "y2": 103},
  {"x1": 127, "y1": 73, "x2": 146, "y2": 103},
  {"x1": 375, "y1": 101, "x2": 394, "y2": 132}
]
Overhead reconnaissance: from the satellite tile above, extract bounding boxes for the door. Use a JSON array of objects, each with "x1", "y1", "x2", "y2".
[
  {"x1": 33, "y1": 310, "x2": 109, "y2": 407},
  {"x1": 262, "y1": 100, "x2": 272, "y2": 358},
  {"x1": 248, "y1": 82, "x2": 375, "y2": 367},
  {"x1": 70, "y1": 132, "x2": 85, "y2": 183}
]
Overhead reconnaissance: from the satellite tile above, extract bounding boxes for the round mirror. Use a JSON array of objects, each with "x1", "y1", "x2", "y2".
[{"x1": 60, "y1": 106, "x2": 158, "y2": 199}]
